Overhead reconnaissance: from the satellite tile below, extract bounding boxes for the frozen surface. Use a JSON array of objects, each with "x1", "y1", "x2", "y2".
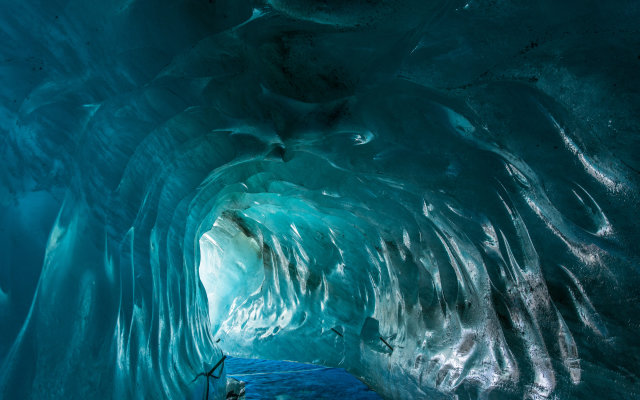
[
  {"x1": 1, "y1": 0, "x2": 640, "y2": 399},
  {"x1": 224, "y1": 357, "x2": 382, "y2": 399}
]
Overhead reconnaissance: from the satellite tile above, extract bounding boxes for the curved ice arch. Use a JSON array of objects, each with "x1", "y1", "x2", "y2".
[{"x1": 1, "y1": 0, "x2": 639, "y2": 399}]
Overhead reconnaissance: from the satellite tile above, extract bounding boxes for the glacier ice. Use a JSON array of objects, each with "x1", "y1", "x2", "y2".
[{"x1": 1, "y1": 0, "x2": 639, "y2": 399}]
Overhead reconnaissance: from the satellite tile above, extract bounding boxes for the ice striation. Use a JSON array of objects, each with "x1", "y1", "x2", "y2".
[{"x1": 1, "y1": 0, "x2": 639, "y2": 399}]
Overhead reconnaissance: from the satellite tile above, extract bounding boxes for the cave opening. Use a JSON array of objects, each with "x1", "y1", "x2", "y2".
[{"x1": 195, "y1": 194, "x2": 390, "y2": 398}]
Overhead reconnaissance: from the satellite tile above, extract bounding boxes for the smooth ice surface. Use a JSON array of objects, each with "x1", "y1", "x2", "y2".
[
  {"x1": 224, "y1": 357, "x2": 382, "y2": 399},
  {"x1": 1, "y1": 0, "x2": 640, "y2": 399}
]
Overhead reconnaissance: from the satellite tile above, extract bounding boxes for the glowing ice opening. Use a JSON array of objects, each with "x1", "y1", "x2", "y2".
[{"x1": 199, "y1": 216, "x2": 265, "y2": 334}]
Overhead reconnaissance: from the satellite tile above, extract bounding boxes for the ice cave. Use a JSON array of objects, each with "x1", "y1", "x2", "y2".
[{"x1": 1, "y1": 0, "x2": 639, "y2": 399}]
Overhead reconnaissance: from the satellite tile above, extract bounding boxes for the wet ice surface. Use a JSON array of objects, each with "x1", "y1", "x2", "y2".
[
  {"x1": 225, "y1": 357, "x2": 382, "y2": 400},
  {"x1": 1, "y1": 0, "x2": 640, "y2": 399}
]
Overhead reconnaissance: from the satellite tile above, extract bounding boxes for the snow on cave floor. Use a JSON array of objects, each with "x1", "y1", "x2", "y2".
[{"x1": 223, "y1": 356, "x2": 383, "y2": 400}]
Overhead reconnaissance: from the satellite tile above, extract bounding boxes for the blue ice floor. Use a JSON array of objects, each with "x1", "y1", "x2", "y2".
[{"x1": 225, "y1": 357, "x2": 383, "y2": 400}]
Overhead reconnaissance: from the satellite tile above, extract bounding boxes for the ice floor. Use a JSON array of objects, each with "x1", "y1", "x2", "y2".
[{"x1": 224, "y1": 357, "x2": 382, "y2": 400}]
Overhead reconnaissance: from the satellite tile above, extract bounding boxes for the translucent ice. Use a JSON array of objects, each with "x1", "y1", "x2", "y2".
[{"x1": 1, "y1": 0, "x2": 639, "y2": 399}]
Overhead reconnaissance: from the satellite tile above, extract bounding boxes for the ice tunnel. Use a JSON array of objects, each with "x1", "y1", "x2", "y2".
[{"x1": 1, "y1": 0, "x2": 639, "y2": 398}]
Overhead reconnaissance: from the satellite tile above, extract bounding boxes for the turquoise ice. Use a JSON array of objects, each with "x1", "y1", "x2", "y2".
[{"x1": 1, "y1": 0, "x2": 639, "y2": 399}]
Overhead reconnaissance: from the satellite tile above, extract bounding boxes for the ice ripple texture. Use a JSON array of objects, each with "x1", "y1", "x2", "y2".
[{"x1": 0, "y1": 0, "x2": 639, "y2": 399}]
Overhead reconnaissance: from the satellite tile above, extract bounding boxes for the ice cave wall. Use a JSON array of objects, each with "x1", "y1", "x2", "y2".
[{"x1": 1, "y1": 0, "x2": 639, "y2": 399}]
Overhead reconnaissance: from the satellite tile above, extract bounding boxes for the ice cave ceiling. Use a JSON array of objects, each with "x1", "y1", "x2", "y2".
[{"x1": 1, "y1": 0, "x2": 639, "y2": 399}]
